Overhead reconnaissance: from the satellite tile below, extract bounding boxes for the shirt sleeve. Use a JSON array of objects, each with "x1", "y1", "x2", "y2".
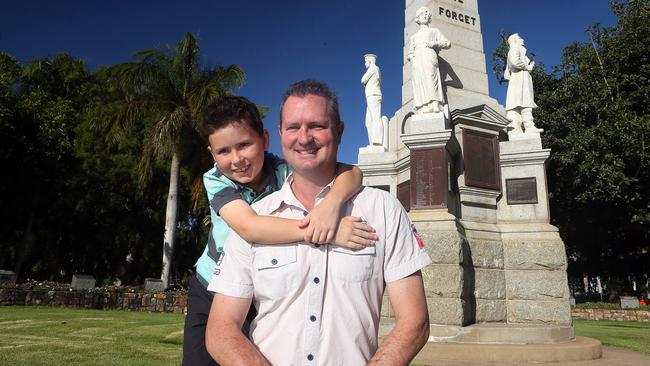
[
  {"x1": 204, "y1": 168, "x2": 243, "y2": 215},
  {"x1": 207, "y1": 230, "x2": 254, "y2": 298},
  {"x1": 382, "y1": 193, "x2": 432, "y2": 283}
]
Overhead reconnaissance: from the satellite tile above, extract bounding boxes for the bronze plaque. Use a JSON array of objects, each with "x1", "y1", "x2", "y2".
[
  {"x1": 463, "y1": 129, "x2": 501, "y2": 190},
  {"x1": 506, "y1": 177, "x2": 538, "y2": 204},
  {"x1": 397, "y1": 181, "x2": 410, "y2": 212},
  {"x1": 410, "y1": 147, "x2": 447, "y2": 209}
]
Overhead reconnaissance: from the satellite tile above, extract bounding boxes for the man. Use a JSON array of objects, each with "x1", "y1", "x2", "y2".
[
  {"x1": 206, "y1": 80, "x2": 431, "y2": 366},
  {"x1": 361, "y1": 54, "x2": 383, "y2": 146}
]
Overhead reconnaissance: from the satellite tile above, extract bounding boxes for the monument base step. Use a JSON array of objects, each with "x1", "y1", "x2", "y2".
[
  {"x1": 411, "y1": 336, "x2": 602, "y2": 365},
  {"x1": 428, "y1": 322, "x2": 575, "y2": 344},
  {"x1": 379, "y1": 318, "x2": 602, "y2": 364}
]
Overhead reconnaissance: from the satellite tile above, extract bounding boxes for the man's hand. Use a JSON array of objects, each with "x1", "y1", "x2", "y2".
[
  {"x1": 206, "y1": 294, "x2": 270, "y2": 366},
  {"x1": 368, "y1": 271, "x2": 429, "y2": 366}
]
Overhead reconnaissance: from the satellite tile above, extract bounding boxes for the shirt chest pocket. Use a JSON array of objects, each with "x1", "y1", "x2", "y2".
[
  {"x1": 330, "y1": 246, "x2": 376, "y2": 283},
  {"x1": 252, "y1": 246, "x2": 299, "y2": 300}
]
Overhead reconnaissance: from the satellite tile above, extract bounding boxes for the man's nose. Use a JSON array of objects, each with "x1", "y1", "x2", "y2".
[{"x1": 298, "y1": 127, "x2": 312, "y2": 144}]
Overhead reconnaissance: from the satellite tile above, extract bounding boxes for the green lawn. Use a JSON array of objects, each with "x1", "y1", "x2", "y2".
[
  {"x1": 573, "y1": 319, "x2": 650, "y2": 355},
  {"x1": 2, "y1": 307, "x2": 650, "y2": 365},
  {"x1": 0, "y1": 306, "x2": 184, "y2": 366}
]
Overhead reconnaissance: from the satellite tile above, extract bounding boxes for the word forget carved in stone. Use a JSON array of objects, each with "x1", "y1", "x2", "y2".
[{"x1": 438, "y1": 7, "x2": 477, "y2": 26}]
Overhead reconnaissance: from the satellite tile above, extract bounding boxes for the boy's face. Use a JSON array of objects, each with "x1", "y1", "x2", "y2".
[{"x1": 208, "y1": 121, "x2": 269, "y2": 192}]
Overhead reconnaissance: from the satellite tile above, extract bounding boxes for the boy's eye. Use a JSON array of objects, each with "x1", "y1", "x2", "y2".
[
  {"x1": 238, "y1": 142, "x2": 251, "y2": 149},
  {"x1": 216, "y1": 148, "x2": 229, "y2": 155}
]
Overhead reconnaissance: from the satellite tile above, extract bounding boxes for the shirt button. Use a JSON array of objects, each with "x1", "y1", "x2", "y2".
[
  {"x1": 303, "y1": 211, "x2": 308, "y2": 216},
  {"x1": 310, "y1": 315, "x2": 317, "y2": 322},
  {"x1": 307, "y1": 354, "x2": 314, "y2": 361},
  {"x1": 313, "y1": 277, "x2": 320, "y2": 284},
  {"x1": 314, "y1": 244, "x2": 320, "y2": 248},
  {"x1": 271, "y1": 258, "x2": 278, "y2": 265}
]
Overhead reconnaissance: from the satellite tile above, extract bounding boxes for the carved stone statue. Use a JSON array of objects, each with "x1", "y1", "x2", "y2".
[
  {"x1": 505, "y1": 33, "x2": 542, "y2": 134},
  {"x1": 361, "y1": 54, "x2": 384, "y2": 146},
  {"x1": 407, "y1": 6, "x2": 451, "y2": 115}
]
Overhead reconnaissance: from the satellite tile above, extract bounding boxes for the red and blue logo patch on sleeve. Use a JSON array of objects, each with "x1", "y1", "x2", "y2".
[{"x1": 411, "y1": 224, "x2": 425, "y2": 249}]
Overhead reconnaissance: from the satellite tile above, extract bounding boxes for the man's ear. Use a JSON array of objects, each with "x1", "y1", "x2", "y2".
[{"x1": 337, "y1": 121, "x2": 345, "y2": 142}]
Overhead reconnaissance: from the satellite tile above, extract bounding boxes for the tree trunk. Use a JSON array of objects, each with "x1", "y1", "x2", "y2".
[{"x1": 160, "y1": 152, "x2": 180, "y2": 288}]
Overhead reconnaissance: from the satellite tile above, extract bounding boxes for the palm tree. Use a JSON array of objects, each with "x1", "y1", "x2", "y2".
[{"x1": 90, "y1": 33, "x2": 244, "y2": 287}]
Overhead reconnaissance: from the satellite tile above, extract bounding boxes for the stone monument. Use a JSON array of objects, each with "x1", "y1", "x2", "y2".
[{"x1": 361, "y1": 1, "x2": 601, "y2": 363}]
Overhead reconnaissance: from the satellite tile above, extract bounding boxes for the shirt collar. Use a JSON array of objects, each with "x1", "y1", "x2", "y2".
[{"x1": 271, "y1": 174, "x2": 335, "y2": 213}]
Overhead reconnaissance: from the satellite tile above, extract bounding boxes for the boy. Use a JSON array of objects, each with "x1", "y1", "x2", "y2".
[{"x1": 183, "y1": 95, "x2": 376, "y2": 365}]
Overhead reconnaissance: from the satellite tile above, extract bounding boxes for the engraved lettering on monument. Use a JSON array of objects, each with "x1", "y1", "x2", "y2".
[
  {"x1": 463, "y1": 129, "x2": 501, "y2": 190},
  {"x1": 506, "y1": 177, "x2": 538, "y2": 205},
  {"x1": 411, "y1": 148, "x2": 447, "y2": 208}
]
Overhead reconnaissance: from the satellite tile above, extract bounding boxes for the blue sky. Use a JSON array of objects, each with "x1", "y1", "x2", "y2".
[{"x1": 1, "y1": 0, "x2": 616, "y2": 164}]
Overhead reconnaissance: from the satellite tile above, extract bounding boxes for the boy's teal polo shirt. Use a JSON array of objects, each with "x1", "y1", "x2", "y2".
[{"x1": 194, "y1": 153, "x2": 290, "y2": 287}]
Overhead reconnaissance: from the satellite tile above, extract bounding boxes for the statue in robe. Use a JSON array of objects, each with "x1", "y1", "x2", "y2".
[{"x1": 407, "y1": 6, "x2": 451, "y2": 115}]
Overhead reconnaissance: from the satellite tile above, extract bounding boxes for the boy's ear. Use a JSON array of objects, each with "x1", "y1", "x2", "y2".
[
  {"x1": 207, "y1": 146, "x2": 216, "y2": 162},
  {"x1": 263, "y1": 129, "x2": 270, "y2": 151}
]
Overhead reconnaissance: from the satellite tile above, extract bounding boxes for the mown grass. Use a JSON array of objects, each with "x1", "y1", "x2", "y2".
[
  {"x1": 2, "y1": 306, "x2": 649, "y2": 365},
  {"x1": 0, "y1": 306, "x2": 184, "y2": 366},
  {"x1": 573, "y1": 319, "x2": 650, "y2": 355}
]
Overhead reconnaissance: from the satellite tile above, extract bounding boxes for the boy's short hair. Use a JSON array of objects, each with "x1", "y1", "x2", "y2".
[{"x1": 200, "y1": 96, "x2": 264, "y2": 138}]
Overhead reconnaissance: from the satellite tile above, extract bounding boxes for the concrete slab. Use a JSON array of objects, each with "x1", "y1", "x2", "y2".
[{"x1": 410, "y1": 346, "x2": 650, "y2": 366}]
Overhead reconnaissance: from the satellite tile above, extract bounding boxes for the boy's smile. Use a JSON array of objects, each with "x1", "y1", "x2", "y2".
[{"x1": 208, "y1": 121, "x2": 269, "y2": 192}]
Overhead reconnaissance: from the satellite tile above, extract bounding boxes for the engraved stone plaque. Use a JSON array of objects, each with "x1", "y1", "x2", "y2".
[
  {"x1": 0, "y1": 270, "x2": 17, "y2": 284},
  {"x1": 463, "y1": 129, "x2": 501, "y2": 190},
  {"x1": 397, "y1": 181, "x2": 411, "y2": 212},
  {"x1": 71, "y1": 274, "x2": 96, "y2": 290},
  {"x1": 145, "y1": 278, "x2": 165, "y2": 292},
  {"x1": 410, "y1": 147, "x2": 447, "y2": 209},
  {"x1": 506, "y1": 177, "x2": 538, "y2": 205}
]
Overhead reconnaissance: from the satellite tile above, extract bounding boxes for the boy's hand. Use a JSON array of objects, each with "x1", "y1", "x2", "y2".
[
  {"x1": 300, "y1": 197, "x2": 341, "y2": 244},
  {"x1": 332, "y1": 217, "x2": 377, "y2": 250}
]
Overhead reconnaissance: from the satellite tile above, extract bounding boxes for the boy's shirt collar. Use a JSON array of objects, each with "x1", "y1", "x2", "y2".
[{"x1": 212, "y1": 152, "x2": 283, "y2": 203}]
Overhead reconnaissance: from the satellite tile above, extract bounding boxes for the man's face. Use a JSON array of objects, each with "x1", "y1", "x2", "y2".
[
  {"x1": 208, "y1": 122, "x2": 269, "y2": 192},
  {"x1": 279, "y1": 94, "x2": 343, "y2": 176}
]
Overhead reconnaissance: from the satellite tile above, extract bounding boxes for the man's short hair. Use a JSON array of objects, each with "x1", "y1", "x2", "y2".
[
  {"x1": 279, "y1": 79, "x2": 341, "y2": 126},
  {"x1": 200, "y1": 95, "x2": 264, "y2": 138}
]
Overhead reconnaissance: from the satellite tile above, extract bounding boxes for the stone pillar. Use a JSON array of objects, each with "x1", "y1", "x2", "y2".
[
  {"x1": 451, "y1": 105, "x2": 510, "y2": 323},
  {"x1": 498, "y1": 134, "x2": 572, "y2": 325},
  {"x1": 400, "y1": 112, "x2": 471, "y2": 326}
]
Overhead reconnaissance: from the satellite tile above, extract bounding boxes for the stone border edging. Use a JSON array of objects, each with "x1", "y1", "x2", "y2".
[
  {"x1": 0, "y1": 288, "x2": 188, "y2": 314},
  {"x1": 572, "y1": 308, "x2": 650, "y2": 322}
]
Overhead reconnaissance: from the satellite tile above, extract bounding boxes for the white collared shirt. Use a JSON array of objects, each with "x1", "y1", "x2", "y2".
[{"x1": 209, "y1": 176, "x2": 431, "y2": 366}]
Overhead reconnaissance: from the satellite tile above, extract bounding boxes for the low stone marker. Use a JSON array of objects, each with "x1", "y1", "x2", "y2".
[
  {"x1": 570, "y1": 296, "x2": 576, "y2": 306},
  {"x1": 620, "y1": 296, "x2": 640, "y2": 309},
  {"x1": 144, "y1": 278, "x2": 165, "y2": 292},
  {"x1": 0, "y1": 270, "x2": 17, "y2": 284},
  {"x1": 71, "y1": 274, "x2": 96, "y2": 289}
]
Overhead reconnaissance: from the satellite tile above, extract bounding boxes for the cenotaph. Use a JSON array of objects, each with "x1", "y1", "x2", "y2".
[{"x1": 360, "y1": 0, "x2": 601, "y2": 363}]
